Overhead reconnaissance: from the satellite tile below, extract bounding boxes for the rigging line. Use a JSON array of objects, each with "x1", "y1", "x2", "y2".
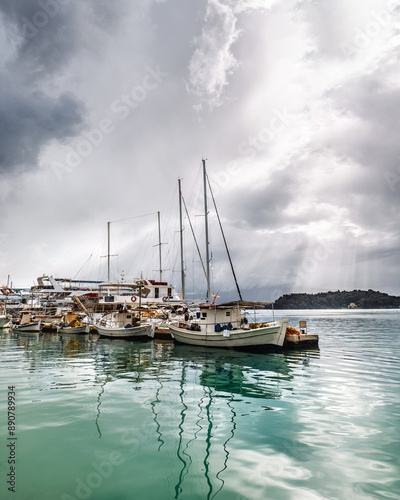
[
  {"x1": 73, "y1": 225, "x2": 108, "y2": 281},
  {"x1": 182, "y1": 195, "x2": 209, "y2": 285},
  {"x1": 206, "y1": 174, "x2": 243, "y2": 301},
  {"x1": 109, "y1": 212, "x2": 158, "y2": 224},
  {"x1": 72, "y1": 252, "x2": 94, "y2": 281}
]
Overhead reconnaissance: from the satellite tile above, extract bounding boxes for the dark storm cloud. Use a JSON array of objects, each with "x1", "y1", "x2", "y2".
[
  {"x1": 0, "y1": 0, "x2": 131, "y2": 174},
  {"x1": 1, "y1": 0, "x2": 80, "y2": 78},
  {"x1": 0, "y1": 76, "x2": 85, "y2": 173},
  {"x1": 224, "y1": 169, "x2": 298, "y2": 230},
  {"x1": 1, "y1": 0, "x2": 130, "y2": 76}
]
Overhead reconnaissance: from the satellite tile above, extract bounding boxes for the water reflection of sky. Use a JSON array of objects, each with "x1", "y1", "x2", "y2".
[{"x1": 1, "y1": 313, "x2": 399, "y2": 500}]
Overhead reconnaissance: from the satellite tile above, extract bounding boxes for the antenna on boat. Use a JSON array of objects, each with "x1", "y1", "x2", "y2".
[{"x1": 203, "y1": 159, "x2": 212, "y2": 303}]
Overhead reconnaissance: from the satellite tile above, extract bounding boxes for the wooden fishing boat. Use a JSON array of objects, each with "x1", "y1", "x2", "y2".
[
  {"x1": 96, "y1": 310, "x2": 154, "y2": 338},
  {"x1": 169, "y1": 303, "x2": 288, "y2": 350}
]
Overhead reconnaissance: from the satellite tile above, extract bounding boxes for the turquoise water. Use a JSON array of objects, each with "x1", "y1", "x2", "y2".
[{"x1": 1, "y1": 309, "x2": 400, "y2": 500}]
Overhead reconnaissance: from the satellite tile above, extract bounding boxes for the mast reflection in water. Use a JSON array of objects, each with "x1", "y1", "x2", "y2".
[{"x1": 6, "y1": 310, "x2": 398, "y2": 500}]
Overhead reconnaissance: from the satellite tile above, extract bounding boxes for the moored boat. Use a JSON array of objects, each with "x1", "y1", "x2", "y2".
[
  {"x1": 10, "y1": 311, "x2": 43, "y2": 332},
  {"x1": 57, "y1": 313, "x2": 89, "y2": 334},
  {"x1": 96, "y1": 309, "x2": 154, "y2": 338},
  {"x1": 97, "y1": 279, "x2": 181, "y2": 308},
  {"x1": 169, "y1": 303, "x2": 288, "y2": 350}
]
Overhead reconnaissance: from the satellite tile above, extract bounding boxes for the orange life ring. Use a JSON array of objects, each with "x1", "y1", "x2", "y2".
[
  {"x1": 162, "y1": 296, "x2": 168, "y2": 302},
  {"x1": 131, "y1": 296, "x2": 137, "y2": 302},
  {"x1": 49, "y1": 302, "x2": 54, "y2": 307}
]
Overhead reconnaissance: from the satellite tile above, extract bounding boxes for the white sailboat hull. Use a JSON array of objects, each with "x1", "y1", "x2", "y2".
[
  {"x1": 169, "y1": 318, "x2": 288, "y2": 349},
  {"x1": 96, "y1": 324, "x2": 153, "y2": 338}
]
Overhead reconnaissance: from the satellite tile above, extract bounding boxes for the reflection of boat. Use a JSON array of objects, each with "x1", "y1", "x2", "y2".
[
  {"x1": 170, "y1": 304, "x2": 288, "y2": 351},
  {"x1": 172, "y1": 358, "x2": 237, "y2": 499},
  {"x1": 172, "y1": 343, "x2": 292, "y2": 398},
  {"x1": 96, "y1": 310, "x2": 154, "y2": 338}
]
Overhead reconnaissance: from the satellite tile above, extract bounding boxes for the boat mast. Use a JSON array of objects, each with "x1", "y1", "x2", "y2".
[
  {"x1": 203, "y1": 159, "x2": 212, "y2": 303},
  {"x1": 101, "y1": 221, "x2": 117, "y2": 282},
  {"x1": 107, "y1": 221, "x2": 111, "y2": 282},
  {"x1": 178, "y1": 178, "x2": 185, "y2": 300},
  {"x1": 157, "y1": 212, "x2": 163, "y2": 283}
]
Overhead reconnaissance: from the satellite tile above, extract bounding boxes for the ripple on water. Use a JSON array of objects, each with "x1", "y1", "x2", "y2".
[{"x1": 0, "y1": 311, "x2": 399, "y2": 500}]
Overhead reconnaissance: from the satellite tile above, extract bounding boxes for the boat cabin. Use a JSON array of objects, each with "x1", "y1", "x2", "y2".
[
  {"x1": 97, "y1": 279, "x2": 179, "y2": 306},
  {"x1": 195, "y1": 304, "x2": 242, "y2": 331}
]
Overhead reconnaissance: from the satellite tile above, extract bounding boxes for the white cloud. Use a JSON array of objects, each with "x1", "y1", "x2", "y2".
[{"x1": 0, "y1": 0, "x2": 399, "y2": 298}]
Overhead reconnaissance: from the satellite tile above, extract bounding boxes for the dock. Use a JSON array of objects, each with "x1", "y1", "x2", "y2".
[
  {"x1": 284, "y1": 333, "x2": 319, "y2": 348},
  {"x1": 283, "y1": 321, "x2": 319, "y2": 349}
]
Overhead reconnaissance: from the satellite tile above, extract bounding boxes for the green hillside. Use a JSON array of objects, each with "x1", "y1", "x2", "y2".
[{"x1": 273, "y1": 289, "x2": 400, "y2": 309}]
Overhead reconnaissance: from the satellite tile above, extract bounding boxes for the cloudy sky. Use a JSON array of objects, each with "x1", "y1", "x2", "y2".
[{"x1": 1, "y1": 0, "x2": 399, "y2": 301}]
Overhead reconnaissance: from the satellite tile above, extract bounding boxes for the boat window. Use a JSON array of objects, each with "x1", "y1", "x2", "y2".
[
  {"x1": 155, "y1": 288, "x2": 159, "y2": 298},
  {"x1": 202, "y1": 312, "x2": 207, "y2": 318},
  {"x1": 168, "y1": 288, "x2": 172, "y2": 297},
  {"x1": 226, "y1": 311, "x2": 231, "y2": 317}
]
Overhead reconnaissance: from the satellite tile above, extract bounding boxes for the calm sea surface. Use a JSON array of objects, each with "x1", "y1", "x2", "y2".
[{"x1": 1, "y1": 309, "x2": 399, "y2": 500}]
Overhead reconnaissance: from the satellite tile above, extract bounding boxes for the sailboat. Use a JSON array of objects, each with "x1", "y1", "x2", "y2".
[
  {"x1": 96, "y1": 215, "x2": 181, "y2": 309},
  {"x1": 169, "y1": 160, "x2": 288, "y2": 351}
]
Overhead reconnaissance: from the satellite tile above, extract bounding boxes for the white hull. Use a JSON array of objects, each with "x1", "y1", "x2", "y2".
[
  {"x1": 169, "y1": 318, "x2": 288, "y2": 349},
  {"x1": 97, "y1": 324, "x2": 153, "y2": 338},
  {"x1": 58, "y1": 325, "x2": 89, "y2": 334},
  {"x1": 11, "y1": 322, "x2": 42, "y2": 332}
]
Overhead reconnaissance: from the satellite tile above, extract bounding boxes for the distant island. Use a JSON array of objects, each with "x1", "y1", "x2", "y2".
[{"x1": 273, "y1": 289, "x2": 400, "y2": 309}]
